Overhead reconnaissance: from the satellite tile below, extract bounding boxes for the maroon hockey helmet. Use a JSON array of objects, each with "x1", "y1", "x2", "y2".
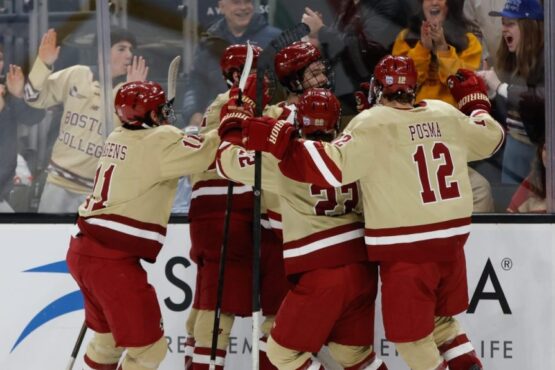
[
  {"x1": 296, "y1": 88, "x2": 341, "y2": 137},
  {"x1": 115, "y1": 81, "x2": 167, "y2": 127},
  {"x1": 372, "y1": 55, "x2": 417, "y2": 97},
  {"x1": 274, "y1": 41, "x2": 324, "y2": 92},
  {"x1": 220, "y1": 44, "x2": 262, "y2": 86}
]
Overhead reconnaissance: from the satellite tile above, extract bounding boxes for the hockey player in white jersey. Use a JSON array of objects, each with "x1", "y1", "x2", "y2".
[
  {"x1": 218, "y1": 88, "x2": 387, "y2": 370},
  {"x1": 66, "y1": 81, "x2": 220, "y2": 370},
  {"x1": 185, "y1": 44, "x2": 292, "y2": 370},
  {"x1": 240, "y1": 55, "x2": 505, "y2": 370}
]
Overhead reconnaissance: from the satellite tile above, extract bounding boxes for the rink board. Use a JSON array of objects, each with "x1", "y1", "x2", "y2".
[{"x1": 1, "y1": 223, "x2": 554, "y2": 370}]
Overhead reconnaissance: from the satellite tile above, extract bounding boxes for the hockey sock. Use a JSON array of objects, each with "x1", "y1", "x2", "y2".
[
  {"x1": 191, "y1": 347, "x2": 226, "y2": 370},
  {"x1": 84, "y1": 354, "x2": 118, "y2": 370},
  {"x1": 259, "y1": 336, "x2": 278, "y2": 370},
  {"x1": 438, "y1": 334, "x2": 482, "y2": 370},
  {"x1": 184, "y1": 336, "x2": 195, "y2": 370},
  {"x1": 344, "y1": 351, "x2": 388, "y2": 370},
  {"x1": 297, "y1": 357, "x2": 325, "y2": 370}
]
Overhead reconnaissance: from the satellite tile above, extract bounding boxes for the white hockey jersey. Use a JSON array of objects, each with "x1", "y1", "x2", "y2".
[{"x1": 77, "y1": 125, "x2": 219, "y2": 262}]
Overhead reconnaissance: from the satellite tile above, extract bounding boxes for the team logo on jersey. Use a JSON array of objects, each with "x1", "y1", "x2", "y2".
[
  {"x1": 10, "y1": 261, "x2": 83, "y2": 352},
  {"x1": 23, "y1": 82, "x2": 40, "y2": 102},
  {"x1": 69, "y1": 86, "x2": 86, "y2": 99}
]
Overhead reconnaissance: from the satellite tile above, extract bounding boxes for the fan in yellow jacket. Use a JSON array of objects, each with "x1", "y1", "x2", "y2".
[{"x1": 392, "y1": 0, "x2": 482, "y2": 107}]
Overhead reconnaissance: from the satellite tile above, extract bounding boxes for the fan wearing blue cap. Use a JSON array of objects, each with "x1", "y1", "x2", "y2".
[{"x1": 476, "y1": 0, "x2": 544, "y2": 187}]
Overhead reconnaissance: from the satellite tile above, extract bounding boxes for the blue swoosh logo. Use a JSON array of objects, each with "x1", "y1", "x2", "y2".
[{"x1": 11, "y1": 261, "x2": 84, "y2": 352}]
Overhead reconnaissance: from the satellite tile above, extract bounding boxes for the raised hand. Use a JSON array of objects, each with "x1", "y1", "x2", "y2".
[
  {"x1": 447, "y1": 69, "x2": 491, "y2": 115},
  {"x1": 126, "y1": 56, "x2": 149, "y2": 82},
  {"x1": 6, "y1": 64, "x2": 24, "y2": 98},
  {"x1": 38, "y1": 29, "x2": 61, "y2": 66},
  {"x1": 242, "y1": 116, "x2": 297, "y2": 160},
  {"x1": 429, "y1": 22, "x2": 448, "y2": 52},
  {"x1": 302, "y1": 7, "x2": 324, "y2": 38},
  {"x1": 476, "y1": 68, "x2": 501, "y2": 98},
  {"x1": 420, "y1": 21, "x2": 433, "y2": 51}
]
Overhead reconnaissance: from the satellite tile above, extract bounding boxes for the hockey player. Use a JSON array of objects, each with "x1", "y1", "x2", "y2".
[
  {"x1": 185, "y1": 43, "x2": 291, "y2": 370},
  {"x1": 217, "y1": 87, "x2": 386, "y2": 370},
  {"x1": 66, "y1": 81, "x2": 220, "y2": 370},
  {"x1": 240, "y1": 55, "x2": 505, "y2": 370},
  {"x1": 24, "y1": 27, "x2": 148, "y2": 212}
]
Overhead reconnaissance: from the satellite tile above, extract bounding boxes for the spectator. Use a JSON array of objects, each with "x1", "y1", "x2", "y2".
[
  {"x1": 302, "y1": 0, "x2": 412, "y2": 117},
  {"x1": 507, "y1": 141, "x2": 546, "y2": 213},
  {"x1": 392, "y1": 0, "x2": 482, "y2": 107},
  {"x1": 463, "y1": 0, "x2": 505, "y2": 66},
  {"x1": 24, "y1": 27, "x2": 148, "y2": 213},
  {"x1": 182, "y1": 0, "x2": 281, "y2": 127},
  {"x1": 477, "y1": 0, "x2": 544, "y2": 185},
  {"x1": 0, "y1": 54, "x2": 43, "y2": 212}
]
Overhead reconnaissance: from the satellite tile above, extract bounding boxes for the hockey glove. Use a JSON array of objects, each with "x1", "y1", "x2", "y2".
[
  {"x1": 219, "y1": 74, "x2": 271, "y2": 144},
  {"x1": 447, "y1": 69, "x2": 491, "y2": 115},
  {"x1": 242, "y1": 116, "x2": 297, "y2": 160},
  {"x1": 354, "y1": 82, "x2": 371, "y2": 112}
]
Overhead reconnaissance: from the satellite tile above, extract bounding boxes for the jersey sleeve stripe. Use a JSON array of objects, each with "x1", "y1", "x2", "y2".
[{"x1": 303, "y1": 140, "x2": 342, "y2": 187}]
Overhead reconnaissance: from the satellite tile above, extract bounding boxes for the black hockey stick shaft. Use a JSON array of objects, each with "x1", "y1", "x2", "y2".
[
  {"x1": 209, "y1": 182, "x2": 235, "y2": 370},
  {"x1": 251, "y1": 22, "x2": 310, "y2": 370},
  {"x1": 65, "y1": 321, "x2": 87, "y2": 370}
]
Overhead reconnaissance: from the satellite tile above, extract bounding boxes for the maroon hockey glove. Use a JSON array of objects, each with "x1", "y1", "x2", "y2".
[
  {"x1": 219, "y1": 87, "x2": 254, "y2": 145},
  {"x1": 219, "y1": 74, "x2": 271, "y2": 144},
  {"x1": 447, "y1": 69, "x2": 491, "y2": 115},
  {"x1": 354, "y1": 82, "x2": 371, "y2": 112},
  {"x1": 242, "y1": 116, "x2": 297, "y2": 160}
]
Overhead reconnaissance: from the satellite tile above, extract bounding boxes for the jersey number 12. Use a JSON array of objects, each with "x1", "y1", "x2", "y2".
[{"x1": 413, "y1": 143, "x2": 460, "y2": 204}]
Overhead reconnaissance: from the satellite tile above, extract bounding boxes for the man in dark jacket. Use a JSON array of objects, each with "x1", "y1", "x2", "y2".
[{"x1": 182, "y1": 0, "x2": 281, "y2": 127}]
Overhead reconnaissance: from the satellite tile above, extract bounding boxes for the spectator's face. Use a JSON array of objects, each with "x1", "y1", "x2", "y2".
[
  {"x1": 422, "y1": 0, "x2": 448, "y2": 25},
  {"x1": 0, "y1": 52, "x2": 4, "y2": 73},
  {"x1": 219, "y1": 0, "x2": 254, "y2": 32},
  {"x1": 110, "y1": 41, "x2": 134, "y2": 78},
  {"x1": 301, "y1": 61, "x2": 328, "y2": 90},
  {"x1": 501, "y1": 18, "x2": 521, "y2": 52}
]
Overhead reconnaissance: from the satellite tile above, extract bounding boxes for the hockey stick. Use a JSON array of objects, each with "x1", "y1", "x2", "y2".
[
  {"x1": 65, "y1": 321, "x2": 88, "y2": 370},
  {"x1": 251, "y1": 22, "x2": 310, "y2": 370},
  {"x1": 166, "y1": 55, "x2": 181, "y2": 125},
  {"x1": 208, "y1": 43, "x2": 254, "y2": 370},
  {"x1": 167, "y1": 55, "x2": 181, "y2": 103}
]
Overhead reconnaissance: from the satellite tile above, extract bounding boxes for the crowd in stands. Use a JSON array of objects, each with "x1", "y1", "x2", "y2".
[{"x1": 0, "y1": 0, "x2": 547, "y2": 214}]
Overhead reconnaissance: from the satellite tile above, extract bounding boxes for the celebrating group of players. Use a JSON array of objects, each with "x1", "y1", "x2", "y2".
[{"x1": 66, "y1": 37, "x2": 504, "y2": 370}]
